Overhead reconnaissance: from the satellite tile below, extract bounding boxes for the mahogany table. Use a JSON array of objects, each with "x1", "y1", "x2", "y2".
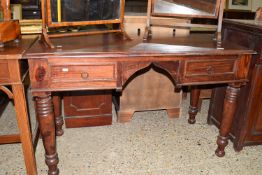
[
  {"x1": 0, "y1": 36, "x2": 38, "y2": 175},
  {"x1": 25, "y1": 33, "x2": 254, "y2": 175}
]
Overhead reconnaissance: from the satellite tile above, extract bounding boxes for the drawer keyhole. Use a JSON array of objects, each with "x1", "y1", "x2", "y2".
[
  {"x1": 81, "y1": 72, "x2": 89, "y2": 79},
  {"x1": 206, "y1": 66, "x2": 214, "y2": 75}
]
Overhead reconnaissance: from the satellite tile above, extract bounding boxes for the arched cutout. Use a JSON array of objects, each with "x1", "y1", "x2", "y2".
[{"x1": 121, "y1": 61, "x2": 180, "y2": 89}]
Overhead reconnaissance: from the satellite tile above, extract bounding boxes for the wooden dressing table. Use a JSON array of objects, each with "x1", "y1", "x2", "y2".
[{"x1": 25, "y1": 33, "x2": 253, "y2": 175}]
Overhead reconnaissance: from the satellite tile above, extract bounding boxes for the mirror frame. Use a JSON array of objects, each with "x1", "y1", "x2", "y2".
[
  {"x1": 144, "y1": 0, "x2": 225, "y2": 46},
  {"x1": 45, "y1": 0, "x2": 125, "y2": 27},
  {"x1": 41, "y1": 0, "x2": 130, "y2": 48}
]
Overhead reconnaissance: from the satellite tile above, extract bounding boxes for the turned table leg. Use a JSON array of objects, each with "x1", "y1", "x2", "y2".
[
  {"x1": 215, "y1": 85, "x2": 239, "y2": 157},
  {"x1": 52, "y1": 94, "x2": 64, "y2": 136},
  {"x1": 188, "y1": 86, "x2": 200, "y2": 124},
  {"x1": 35, "y1": 93, "x2": 59, "y2": 175}
]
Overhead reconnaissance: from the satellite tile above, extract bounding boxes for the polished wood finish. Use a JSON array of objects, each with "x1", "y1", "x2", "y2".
[
  {"x1": 0, "y1": 0, "x2": 21, "y2": 46},
  {"x1": 1, "y1": 0, "x2": 11, "y2": 19},
  {"x1": 26, "y1": 33, "x2": 253, "y2": 174},
  {"x1": 0, "y1": 20, "x2": 21, "y2": 44},
  {"x1": 35, "y1": 92, "x2": 59, "y2": 175},
  {"x1": 63, "y1": 91, "x2": 112, "y2": 128},
  {"x1": 208, "y1": 19, "x2": 262, "y2": 151},
  {"x1": 0, "y1": 36, "x2": 38, "y2": 175},
  {"x1": 215, "y1": 85, "x2": 239, "y2": 157}
]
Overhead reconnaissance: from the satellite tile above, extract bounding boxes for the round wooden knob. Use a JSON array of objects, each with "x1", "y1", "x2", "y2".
[
  {"x1": 206, "y1": 66, "x2": 214, "y2": 75},
  {"x1": 81, "y1": 72, "x2": 89, "y2": 79}
]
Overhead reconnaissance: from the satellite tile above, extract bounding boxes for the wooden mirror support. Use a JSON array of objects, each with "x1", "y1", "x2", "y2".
[
  {"x1": 41, "y1": 0, "x2": 131, "y2": 48},
  {"x1": 0, "y1": 0, "x2": 21, "y2": 47},
  {"x1": 144, "y1": 0, "x2": 225, "y2": 45}
]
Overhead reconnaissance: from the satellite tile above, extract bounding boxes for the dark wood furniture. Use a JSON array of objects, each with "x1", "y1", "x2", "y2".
[
  {"x1": 11, "y1": 0, "x2": 41, "y2": 19},
  {"x1": 0, "y1": 36, "x2": 37, "y2": 175},
  {"x1": 26, "y1": 33, "x2": 253, "y2": 175},
  {"x1": 63, "y1": 91, "x2": 112, "y2": 128},
  {"x1": 208, "y1": 19, "x2": 262, "y2": 151},
  {"x1": 223, "y1": 10, "x2": 255, "y2": 19}
]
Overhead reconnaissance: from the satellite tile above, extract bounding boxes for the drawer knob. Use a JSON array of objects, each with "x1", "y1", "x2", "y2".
[
  {"x1": 206, "y1": 66, "x2": 214, "y2": 74},
  {"x1": 81, "y1": 72, "x2": 89, "y2": 79}
]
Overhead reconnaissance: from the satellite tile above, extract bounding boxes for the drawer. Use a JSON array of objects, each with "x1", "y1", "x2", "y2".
[
  {"x1": 181, "y1": 59, "x2": 238, "y2": 85},
  {"x1": 185, "y1": 60, "x2": 235, "y2": 77},
  {"x1": 50, "y1": 64, "x2": 116, "y2": 83}
]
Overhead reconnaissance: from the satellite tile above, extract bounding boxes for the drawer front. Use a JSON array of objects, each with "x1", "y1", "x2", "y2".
[
  {"x1": 50, "y1": 64, "x2": 116, "y2": 82},
  {"x1": 0, "y1": 60, "x2": 11, "y2": 84},
  {"x1": 182, "y1": 59, "x2": 237, "y2": 84},
  {"x1": 185, "y1": 60, "x2": 235, "y2": 76}
]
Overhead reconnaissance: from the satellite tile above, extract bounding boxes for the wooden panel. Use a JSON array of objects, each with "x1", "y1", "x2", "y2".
[
  {"x1": 50, "y1": 64, "x2": 116, "y2": 82},
  {"x1": 117, "y1": 68, "x2": 181, "y2": 122},
  {"x1": 0, "y1": 20, "x2": 20, "y2": 43},
  {"x1": 246, "y1": 65, "x2": 262, "y2": 138},
  {"x1": 0, "y1": 60, "x2": 10, "y2": 83},
  {"x1": 64, "y1": 115, "x2": 112, "y2": 128},
  {"x1": 63, "y1": 90, "x2": 112, "y2": 128}
]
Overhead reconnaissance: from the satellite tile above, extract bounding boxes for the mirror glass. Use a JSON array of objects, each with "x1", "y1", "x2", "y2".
[
  {"x1": 50, "y1": 0, "x2": 121, "y2": 22},
  {"x1": 153, "y1": 0, "x2": 218, "y2": 17}
]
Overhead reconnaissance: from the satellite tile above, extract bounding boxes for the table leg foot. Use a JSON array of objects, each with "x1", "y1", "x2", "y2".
[
  {"x1": 215, "y1": 136, "x2": 228, "y2": 157},
  {"x1": 46, "y1": 153, "x2": 59, "y2": 175}
]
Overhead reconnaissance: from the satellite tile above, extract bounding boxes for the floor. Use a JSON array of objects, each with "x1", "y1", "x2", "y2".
[{"x1": 0, "y1": 97, "x2": 261, "y2": 175}]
